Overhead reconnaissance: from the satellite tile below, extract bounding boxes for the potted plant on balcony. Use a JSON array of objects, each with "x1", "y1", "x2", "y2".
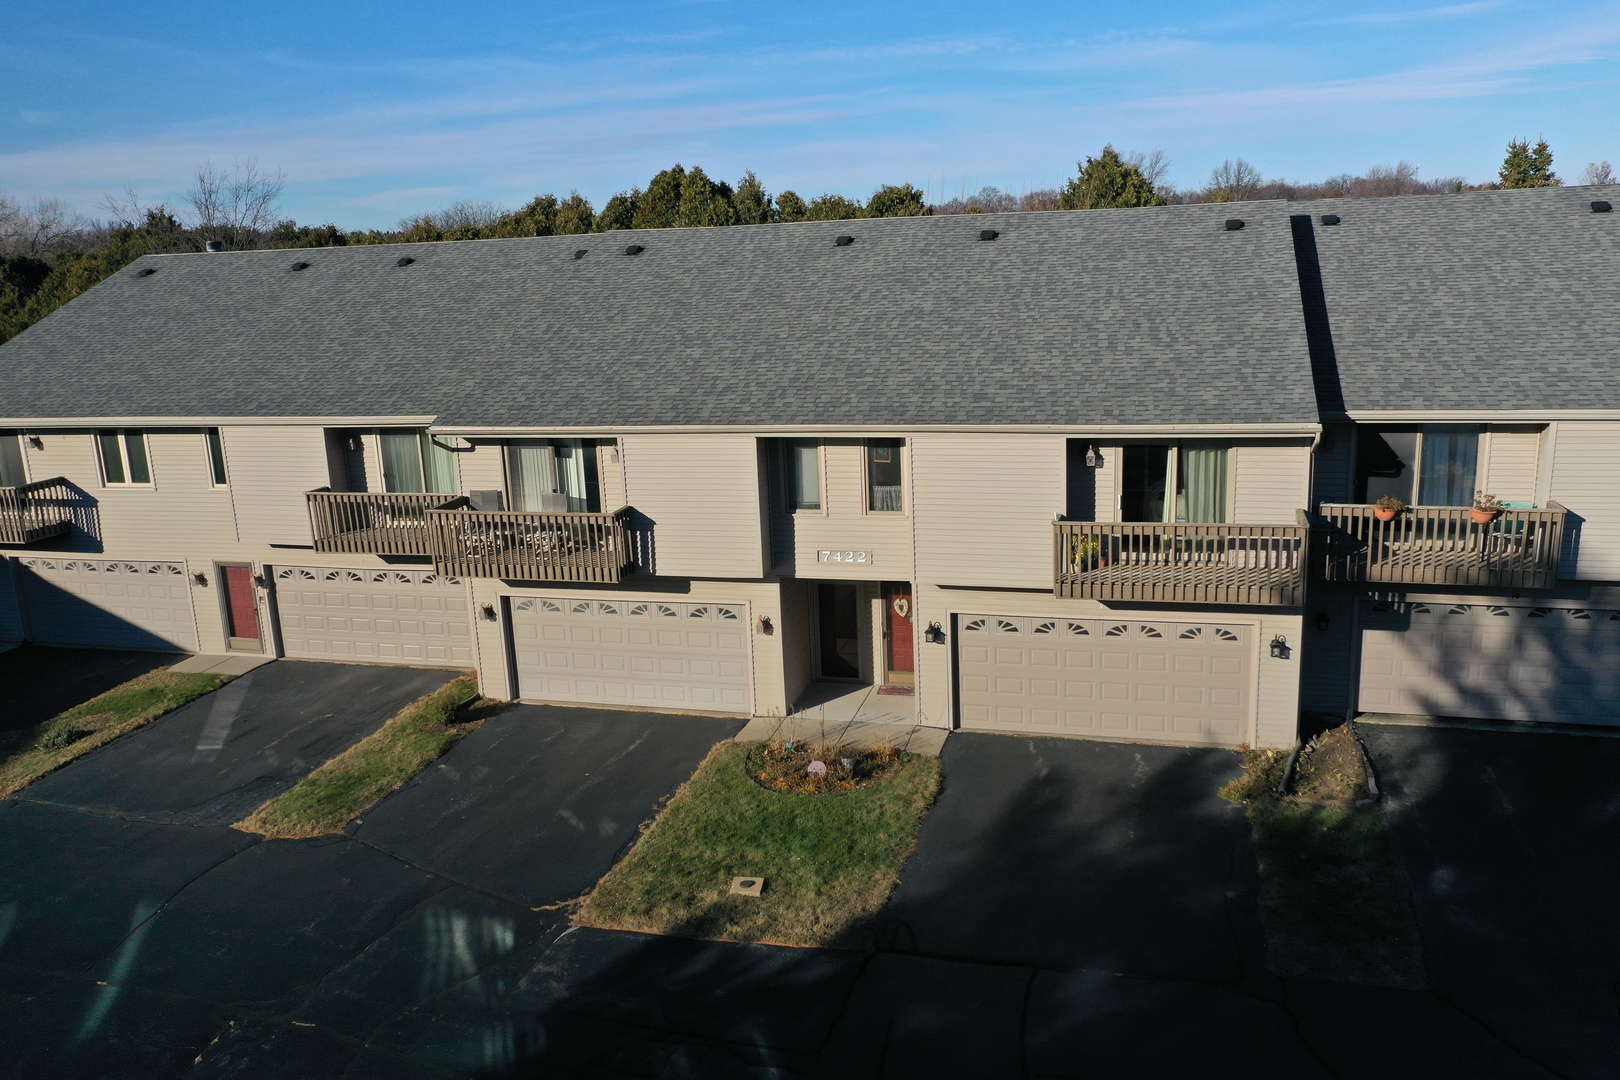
[
  {"x1": 1373, "y1": 495, "x2": 1406, "y2": 522},
  {"x1": 1471, "y1": 491, "x2": 1506, "y2": 524},
  {"x1": 1070, "y1": 534, "x2": 1106, "y2": 570}
]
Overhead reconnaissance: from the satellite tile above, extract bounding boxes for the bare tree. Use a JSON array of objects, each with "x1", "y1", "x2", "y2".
[
  {"x1": 1205, "y1": 158, "x2": 1264, "y2": 201},
  {"x1": 0, "y1": 189, "x2": 88, "y2": 255},
  {"x1": 1581, "y1": 161, "x2": 1616, "y2": 186},
  {"x1": 186, "y1": 159, "x2": 286, "y2": 247},
  {"x1": 1127, "y1": 149, "x2": 1172, "y2": 188}
]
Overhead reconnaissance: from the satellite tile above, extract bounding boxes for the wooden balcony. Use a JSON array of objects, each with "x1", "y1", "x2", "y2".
[
  {"x1": 1319, "y1": 503, "x2": 1567, "y2": 590},
  {"x1": 306, "y1": 489, "x2": 469, "y2": 556},
  {"x1": 0, "y1": 477, "x2": 74, "y2": 546},
  {"x1": 1054, "y1": 520, "x2": 1308, "y2": 606},
  {"x1": 429, "y1": 506, "x2": 634, "y2": 583}
]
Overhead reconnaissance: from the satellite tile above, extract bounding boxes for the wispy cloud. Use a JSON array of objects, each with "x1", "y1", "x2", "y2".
[{"x1": 1332, "y1": 2, "x2": 1507, "y2": 26}]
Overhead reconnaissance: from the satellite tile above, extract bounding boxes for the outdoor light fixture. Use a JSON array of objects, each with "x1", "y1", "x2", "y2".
[
  {"x1": 252, "y1": 573, "x2": 266, "y2": 589},
  {"x1": 1269, "y1": 634, "x2": 1291, "y2": 659},
  {"x1": 346, "y1": 435, "x2": 361, "y2": 452},
  {"x1": 27, "y1": 434, "x2": 43, "y2": 450},
  {"x1": 757, "y1": 615, "x2": 774, "y2": 635},
  {"x1": 1084, "y1": 444, "x2": 1099, "y2": 468},
  {"x1": 192, "y1": 571, "x2": 208, "y2": 587},
  {"x1": 1315, "y1": 611, "x2": 1331, "y2": 631},
  {"x1": 924, "y1": 621, "x2": 947, "y2": 645},
  {"x1": 481, "y1": 603, "x2": 497, "y2": 622}
]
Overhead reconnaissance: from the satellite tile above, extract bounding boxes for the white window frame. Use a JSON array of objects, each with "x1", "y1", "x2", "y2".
[
  {"x1": 204, "y1": 428, "x2": 230, "y2": 488},
  {"x1": 97, "y1": 429, "x2": 154, "y2": 488},
  {"x1": 781, "y1": 439, "x2": 825, "y2": 515},
  {"x1": 863, "y1": 438, "x2": 907, "y2": 516}
]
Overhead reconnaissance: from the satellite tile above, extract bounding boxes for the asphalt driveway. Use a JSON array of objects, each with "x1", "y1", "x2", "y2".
[{"x1": 0, "y1": 644, "x2": 181, "y2": 736}]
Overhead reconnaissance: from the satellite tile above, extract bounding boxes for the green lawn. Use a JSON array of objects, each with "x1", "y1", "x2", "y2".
[
  {"x1": 236, "y1": 673, "x2": 490, "y2": 838},
  {"x1": 1221, "y1": 725, "x2": 1426, "y2": 987},
  {"x1": 575, "y1": 741, "x2": 941, "y2": 949},
  {"x1": 0, "y1": 668, "x2": 231, "y2": 798}
]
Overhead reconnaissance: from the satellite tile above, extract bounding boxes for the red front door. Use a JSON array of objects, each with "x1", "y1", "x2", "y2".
[
  {"x1": 883, "y1": 582, "x2": 914, "y2": 685},
  {"x1": 222, "y1": 565, "x2": 261, "y2": 645}
]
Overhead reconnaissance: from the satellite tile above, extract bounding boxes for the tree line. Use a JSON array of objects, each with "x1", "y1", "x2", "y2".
[{"x1": 1, "y1": 139, "x2": 1611, "y2": 345}]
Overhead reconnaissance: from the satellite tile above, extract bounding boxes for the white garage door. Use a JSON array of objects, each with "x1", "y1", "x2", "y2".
[
  {"x1": 273, "y1": 564, "x2": 474, "y2": 668},
  {"x1": 17, "y1": 556, "x2": 198, "y2": 652},
  {"x1": 1359, "y1": 601, "x2": 1620, "y2": 725},
  {"x1": 510, "y1": 597, "x2": 752, "y2": 714},
  {"x1": 956, "y1": 614, "x2": 1253, "y2": 747}
]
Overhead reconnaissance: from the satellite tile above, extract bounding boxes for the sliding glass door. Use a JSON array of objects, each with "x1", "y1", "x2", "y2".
[
  {"x1": 1354, "y1": 426, "x2": 1479, "y2": 506},
  {"x1": 1120, "y1": 444, "x2": 1229, "y2": 523},
  {"x1": 507, "y1": 440, "x2": 601, "y2": 512},
  {"x1": 379, "y1": 429, "x2": 457, "y2": 494}
]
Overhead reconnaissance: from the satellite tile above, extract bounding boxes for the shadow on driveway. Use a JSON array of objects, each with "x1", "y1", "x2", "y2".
[{"x1": 0, "y1": 645, "x2": 182, "y2": 736}]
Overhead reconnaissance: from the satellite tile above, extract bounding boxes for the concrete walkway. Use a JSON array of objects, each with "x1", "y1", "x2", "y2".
[
  {"x1": 736, "y1": 680, "x2": 949, "y2": 756},
  {"x1": 168, "y1": 653, "x2": 277, "y2": 676}
]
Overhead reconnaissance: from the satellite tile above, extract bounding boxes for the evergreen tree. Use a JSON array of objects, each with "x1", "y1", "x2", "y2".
[
  {"x1": 632, "y1": 166, "x2": 686, "y2": 229},
  {"x1": 677, "y1": 166, "x2": 739, "y2": 228},
  {"x1": 594, "y1": 191, "x2": 640, "y2": 232},
  {"x1": 1058, "y1": 146, "x2": 1167, "y2": 210},
  {"x1": 1497, "y1": 137, "x2": 1560, "y2": 189},
  {"x1": 864, "y1": 183, "x2": 927, "y2": 217},
  {"x1": 554, "y1": 191, "x2": 595, "y2": 234},
  {"x1": 776, "y1": 190, "x2": 808, "y2": 222},
  {"x1": 490, "y1": 193, "x2": 560, "y2": 237},
  {"x1": 805, "y1": 193, "x2": 862, "y2": 220},
  {"x1": 733, "y1": 171, "x2": 775, "y2": 224}
]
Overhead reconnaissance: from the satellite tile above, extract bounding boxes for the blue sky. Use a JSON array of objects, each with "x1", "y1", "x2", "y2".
[{"x1": 2, "y1": 1, "x2": 1617, "y2": 228}]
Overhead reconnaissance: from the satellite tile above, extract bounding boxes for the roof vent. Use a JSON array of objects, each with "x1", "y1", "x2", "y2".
[
  {"x1": 573, "y1": 249, "x2": 588, "y2": 260},
  {"x1": 1593, "y1": 201, "x2": 1613, "y2": 213},
  {"x1": 834, "y1": 235, "x2": 854, "y2": 246},
  {"x1": 289, "y1": 261, "x2": 310, "y2": 271},
  {"x1": 135, "y1": 266, "x2": 156, "y2": 277},
  {"x1": 979, "y1": 229, "x2": 999, "y2": 241},
  {"x1": 1320, "y1": 214, "x2": 1341, "y2": 226},
  {"x1": 623, "y1": 244, "x2": 644, "y2": 256},
  {"x1": 396, "y1": 256, "x2": 415, "y2": 267},
  {"x1": 205, "y1": 240, "x2": 224, "y2": 253},
  {"x1": 1224, "y1": 219, "x2": 1245, "y2": 231}
]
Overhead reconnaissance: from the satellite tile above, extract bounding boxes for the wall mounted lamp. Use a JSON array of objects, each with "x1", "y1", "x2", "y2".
[
  {"x1": 192, "y1": 571, "x2": 208, "y2": 587},
  {"x1": 1084, "y1": 444, "x2": 1100, "y2": 468},
  {"x1": 757, "y1": 615, "x2": 774, "y2": 635},
  {"x1": 1315, "y1": 611, "x2": 1331, "y2": 632},
  {"x1": 1269, "y1": 634, "x2": 1291, "y2": 660},
  {"x1": 924, "y1": 621, "x2": 947, "y2": 645},
  {"x1": 346, "y1": 435, "x2": 362, "y2": 452},
  {"x1": 27, "y1": 434, "x2": 43, "y2": 450},
  {"x1": 481, "y1": 603, "x2": 498, "y2": 622},
  {"x1": 252, "y1": 573, "x2": 267, "y2": 589}
]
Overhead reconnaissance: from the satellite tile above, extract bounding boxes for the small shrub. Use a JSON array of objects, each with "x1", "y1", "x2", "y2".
[
  {"x1": 38, "y1": 727, "x2": 90, "y2": 750},
  {"x1": 747, "y1": 738, "x2": 904, "y2": 795}
]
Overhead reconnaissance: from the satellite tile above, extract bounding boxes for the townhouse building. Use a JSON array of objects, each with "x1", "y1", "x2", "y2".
[{"x1": 1, "y1": 187, "x2": 1615, "y2": 746}]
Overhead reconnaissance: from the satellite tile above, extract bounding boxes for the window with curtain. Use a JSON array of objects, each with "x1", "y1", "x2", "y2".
[
  {"x1": 1120, "y1": 444, "x2": 1229, "y2": 522},
  {"x1": 0, "y1": 431, "x2": 25, "y2": 488},
  {"x1": 205, "y1": 428, "x2": 229, "y2": 487},
  {"x1": 1354, "y1": 426, "x2": 1478, "y2": 506},
  {"x1": 507, "y1": 440, "x2": 600, "y2": 512},
  {"x1": 785, "y1": 440, "x2": 821, "y2": 511},
  {"x1": 379, "y1": 429, "x2": 457, "y2": 494},
  {"x1": 867, "y1": 440, "x2": 904, "y2": 512},
  {"x1": 97, "y1": 429, "x2": 151, "y2": 486}
]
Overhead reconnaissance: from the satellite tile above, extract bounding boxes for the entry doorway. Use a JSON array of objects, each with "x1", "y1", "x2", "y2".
[
  {"x1": 219, "y1": 564, "x2": 263, "y2": 652},
  {"x1": 815, "y1": 583, "x2": 862, "y2": 680},
  {"x1": 882, "y1": 582, "x2": 915, "y2": 686}
]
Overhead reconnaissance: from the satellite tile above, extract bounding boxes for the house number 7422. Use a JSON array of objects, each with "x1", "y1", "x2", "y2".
[{"x1": 818, "y1": 550, "x2": 871, "y2": 564}]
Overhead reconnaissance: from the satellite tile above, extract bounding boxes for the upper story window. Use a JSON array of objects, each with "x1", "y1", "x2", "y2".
[
  {"x1": 507, "y1": 439, "x2": 600, "y2": 513},
  {"x1": 98, "y1": 429, "x2": 152, "y2": 486},
  {"x1": 1120, "y1": 443, "x2": 1229, "y2": 523},
  {"x1": 783, "y1": 440, "x2": 821, "y2": 511},
  {"x1": 205, "y1": 428, "x2": 229, "y2": 487},
  {"x1": 1356, "y1": 426, "x2": 1478, "y2": 506},
  {"x1": 0, "y1": 431, "x2": 25, "y2": 488},
  {"x1": 866, "y1": 439, "x2": 904, "y2": 512},
  {"x1": 380, "y1": 429, "x2": 457, "y2": 494}
]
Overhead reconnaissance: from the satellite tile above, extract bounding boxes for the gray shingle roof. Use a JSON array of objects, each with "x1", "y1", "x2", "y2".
[
  {"x1": 0, "y1": 203, "x2": 1317, "y2": 429},
  {"x1": 1303, "y1": 185, "x2": 1620, "y2": 414}
]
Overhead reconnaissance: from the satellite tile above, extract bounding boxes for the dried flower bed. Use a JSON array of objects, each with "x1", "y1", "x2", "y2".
[{"x1": 746, "y1": 738, "x2": 903, "y2": 795}]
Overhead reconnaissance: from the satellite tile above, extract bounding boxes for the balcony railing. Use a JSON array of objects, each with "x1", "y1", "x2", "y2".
[
  {"x1": 306, "y1": 489, "x2": 469, "y2": 556},
  {"x1": 429, "y1": 506, "x2": 634, "y2": 583},
  {"x1": 1054, "y1": 520, "x2": 1308, "y2": 606},
  {"x1": 0, "y1": 477, "x2": 74, "y2": 546},
  {"x1": 1319, "y1": 503, "x2": 1566, "y2": 590}
]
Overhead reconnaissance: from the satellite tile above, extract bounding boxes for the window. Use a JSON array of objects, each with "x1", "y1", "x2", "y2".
[
  {"x1": 783, "y1": 440, "x2": 821, "y2": 511},
  {"x1": 205, "y1": 428, "x2": 229, "y2": 487},
  {"x1": 1355, "y1": 426, "x2": 1479, "y2": 506},
  {"x1": 98, "y1": 429, "x2": 151, "y2": 486},
  {"x1": 507, "y1": 439, "x2": 601, "y2": 512},
  {"x1": 866, "y1": 439, "x2": 904, "y2": 512},
  {"x1": 1120, "y1": 444, "x2": 1228, "y2": 522},
  {"x1": 0, "y1": 431, "x2": 25, "y2": 488},
  {"x1": 380, "y1": 429, "x2": 457, "y2": 494}
]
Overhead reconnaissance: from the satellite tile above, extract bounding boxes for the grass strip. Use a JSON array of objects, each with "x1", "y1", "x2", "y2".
[
  {"x1": 0, "y1": 668, "x2": 231, "y2": 798},
  {"x1": 236, "y1": 673, "x2": 488, "y2": 838},
  {"x1": 1221, "y1": 725, "x2": 1426, "y2": 987},
  {"x1": 575, "y1": 741, "x2": 941, "y2": 949}
]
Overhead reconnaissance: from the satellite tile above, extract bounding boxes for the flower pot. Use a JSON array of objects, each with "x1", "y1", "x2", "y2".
[
  {"x1": 1373, "y1": 507, "x2": 1400, "y2": 522},
  {"x1": 1471, "y1": 507, "x2": 1500, "y2": 524}
]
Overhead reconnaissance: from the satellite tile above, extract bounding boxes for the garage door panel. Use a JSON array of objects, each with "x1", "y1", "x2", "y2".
[
  {"x1": 958, "y1": 615, "x2": 1251, "y2": 747},
  {"x1": 1358, "y1": 602, "x2": 1620, "y2": 726},
  {"x1": 511, "y1": 598, "x2": 751, "y2": 714},
  {"x1": 274, "y1": 565, "x2": 472, "y2": 669},
  {"x1": 19, "y1": 558, "x2": 199, "y2": 651}
]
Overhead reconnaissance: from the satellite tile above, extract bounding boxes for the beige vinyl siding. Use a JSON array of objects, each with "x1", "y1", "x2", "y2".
[
  {"x1": 1311, "y1": 424, "x2": 1356, "y2": 506},
  {"x1": 97, "y1": 431, "x2": 237, "y2": 551},
  {"x1": 456, "y1": 441, "x2": 507, "y2": 499},
  {"x1": 1548, "y1": 422, "x2": 1620, "y2": 580},
  {"x1": 0, "y1": 557, "x2": 23, "y2": 641},
  {"x1": 778, "y1": 440, "x2": 911, "y2": 580},
  {"x1": 912, "y1": 434, "x2": 1064, "y2": 589},
  {"x1": 621, "y1": 434, "x2": 766, "y2": 578},
  {"x1": 780, "y1": 577, "x2": 814, "y2": 707},
  {"x1": 1299, "y1": 585, "x2": 1357, "y2": 717},
  {"x1": 1094, "y1": 447, "x2": 1118, "y2": 522},
  {"x1": 599, "y1": 439, "x2": 627, "y2": 509},
  {"x1": 223, "y1": 426, "x2": 332, "y2": 546},
  {"x1": 1482, "y1": 426, "x2": 1541, "y2": 505},
  {"x1": 1231, "y1": 441, "x2": 1310, "y2": 524}
]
